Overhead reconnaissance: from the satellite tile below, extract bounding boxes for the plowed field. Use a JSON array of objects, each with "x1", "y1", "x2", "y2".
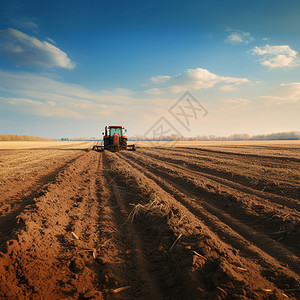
[{"x1": 0, "y1": 141, "x2": 299, "y2": 299}]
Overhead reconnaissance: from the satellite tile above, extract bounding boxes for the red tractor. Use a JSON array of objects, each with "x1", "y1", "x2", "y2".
[{"x1": 92, "y1": 125, "x2": 136, "y2": 152}]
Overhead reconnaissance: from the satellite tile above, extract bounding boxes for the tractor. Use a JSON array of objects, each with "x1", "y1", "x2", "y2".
[{"x1": 92, "y1": 125, "x2": 136, "y2": 152}]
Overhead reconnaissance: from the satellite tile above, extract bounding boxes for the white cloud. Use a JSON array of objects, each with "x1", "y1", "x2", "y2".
[
  {"x1": 0, "y1": 28, "x2": 75, "y2": 69},
  {"x1": 145, "y1": 68, "x2": 249, "y2": 94},
  {"x1": 262, "y1": 55, "x2": 295, "y2": 69},
  {"x1": 225, "y1": 29, "x2": 254, "y2": 44},
  {"x1": 252, "y1": 44, "x2": 297, "y2": 56},
  {"x1": 250, "y1": 44, "x2": 298, "y2": 69}
]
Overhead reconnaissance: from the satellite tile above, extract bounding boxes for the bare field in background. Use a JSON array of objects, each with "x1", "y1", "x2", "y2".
[
  {"x1": 0, "y1": 141, "x2": 299, "y2": 299},
  {"x1": 0, "y1": 141, "x2": 94, "y2": 182},
  {"x1": 0, "y1": 140, "x2": 95, "y2": 150}
]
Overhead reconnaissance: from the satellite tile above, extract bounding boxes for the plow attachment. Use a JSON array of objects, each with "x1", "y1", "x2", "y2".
[
  {"x1": 92, "y1": 144, "x2": 136, "y2": 152},
  {"x1": 92, "y1": 145, "x2": 104, "y2": 151}
]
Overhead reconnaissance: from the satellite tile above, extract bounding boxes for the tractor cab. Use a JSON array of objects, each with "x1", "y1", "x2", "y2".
[
  {"x1": 109, "y1": 126, "x2": 123, "y2": 137},
  {"x1": 104, "y1": 126, "x2": 125, "y2": 143},
  {"x1": 103, "y1": 126, "x2": 127, "y2": 147}
]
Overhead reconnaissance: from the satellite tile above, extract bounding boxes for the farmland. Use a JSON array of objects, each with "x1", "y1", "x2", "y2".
[{"x1": 0, "y1": 141, "x2": 299, "y2": 299}]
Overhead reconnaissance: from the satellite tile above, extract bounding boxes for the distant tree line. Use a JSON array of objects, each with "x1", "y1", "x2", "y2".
[
  {"x1": 129, "y1": 131, "x2": 300, "y2": 141},
  {"x1": 249, "y1": 131, "x2": 300, "y2": 140}
]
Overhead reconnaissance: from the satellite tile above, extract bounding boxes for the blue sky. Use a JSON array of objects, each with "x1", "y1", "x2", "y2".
[{"x1": 0, "y1": 0, "x2": 299, "y2": 138}]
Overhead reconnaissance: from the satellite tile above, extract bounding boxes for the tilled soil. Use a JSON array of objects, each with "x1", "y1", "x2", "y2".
[{"x1": 0, "y1": 143, "x2": 299, "y2": 299}]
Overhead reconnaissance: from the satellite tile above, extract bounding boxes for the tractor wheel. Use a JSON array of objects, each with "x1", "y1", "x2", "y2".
[{"x1": 121, "y1": 138, "x2": 127, "y2": 150}]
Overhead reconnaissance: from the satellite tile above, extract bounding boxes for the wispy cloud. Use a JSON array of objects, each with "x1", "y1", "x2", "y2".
[
  {"x1": 279, "y1": 82, "x2": 300, "y2": 98},
  {"x1": 257, "y1": 82, "x2": 300, "y2": 104},
  {"x1": 0, "y1": 70, "x2": 152, "y2": 120},
  {"x1": 250, "y1": 44, "x2": 298, "y2": 69},
  {"x1": 225, "y1": 28, "x2": 254, "y2": 44},
  {"x1": 11, "y1": 17, "x2": 39, "y2": 33},
  {"x1": 145, "y1": 68, "x2": 249, "y2": 94},
  {"x1": 149, "y1": 75, "x2": 171, "y2": 84},
  {"x1": 221, "y1": 98, "x2": 250, "y2": 111},
  {"x1": 222, "y1": 98, "x2": 249, "y2": 105},
  {"x1": 0, "y1": 28, "x2": 75, "y2": 69},
  {"x1": 0, "y1": 96, "x2": 94, "y2": 119},
  {"x1": 219, "y1": 85, "x2": 237, "y2": 92}
]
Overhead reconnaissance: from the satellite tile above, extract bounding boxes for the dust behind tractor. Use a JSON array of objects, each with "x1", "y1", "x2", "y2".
[{"x1": 92, "y1": 125, "x2": 136, "y2": 152}]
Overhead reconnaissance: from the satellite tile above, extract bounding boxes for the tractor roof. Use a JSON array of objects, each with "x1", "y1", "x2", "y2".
[{"x1": 109, "y1": 125, "x2": 123, "y2": 128}]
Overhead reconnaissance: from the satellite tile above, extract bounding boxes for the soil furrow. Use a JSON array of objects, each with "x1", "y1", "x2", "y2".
[
  {"x1": 182, "y1": 146, "x2": 300, "y2": 162},
  {"x1": 122, "y1": 151, "x2": 300, "y2": 252},
  {"x1": 95, "y1": 152, "x2": 163, "y2": 299},
  {"x1": 0, "y1": 151, "x2": 103, "y2": 299},
  {"x1": 140, "y1": 147, "x2": 300, "y2": 202},
  {"x1": 1, "y1": 141, "x2": 299, "y2": 299},
  {"x1": 118, "y1": 152, "x2": 300, "y2": 277},
  {"x1": 0, "y1": 153, "x2": 86, "y2": 252},
  {"x1": 107, "y1": 152, "x2": 291, "y2": 299},
  {"x1": 154, "y1": 146, "x2": 300, "y2": 176},
  {"x1": 143, "y1": 149, "x2": 300, "y2": 213},
  {"x1": 114, "y1": 151, "x2": 299, "y2": 299},
  {"x1": 139, "y1": 148, "x2": 300, "y2": 211}
]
